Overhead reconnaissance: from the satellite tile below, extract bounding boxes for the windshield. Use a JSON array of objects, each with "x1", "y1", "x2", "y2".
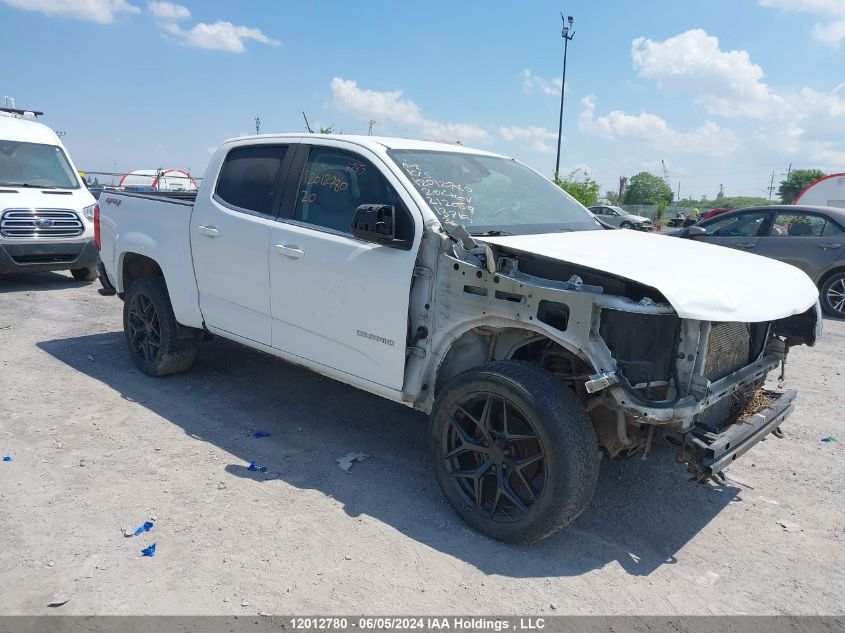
[
  {"x1": 389, "y1": 149, "x2": 600, "y2": 235},
  {"x1": 0, "y1": 140, "x2": 80, "y2": 189}
]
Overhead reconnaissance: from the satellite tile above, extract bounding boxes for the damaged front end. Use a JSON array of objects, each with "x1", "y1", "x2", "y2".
[
  {"x1": 596, "y1": 308, "x2": 817, "y2": 481},
  {"x1": 406, "y1": 228, "x2": 821, "y2": 483}
]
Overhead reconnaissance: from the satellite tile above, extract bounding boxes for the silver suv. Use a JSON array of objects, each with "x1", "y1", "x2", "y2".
[{"x1": 589, "y1": 205, "x2": 653, "y2": 231}]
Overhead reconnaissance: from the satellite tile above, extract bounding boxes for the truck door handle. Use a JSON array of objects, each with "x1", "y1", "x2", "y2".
[
  {"x1": 275, "y1": 244, "x2": 305, "y2": 259},
  {"x1": 736, "y1": 242, "x2": 757, "y2": 249},
  {"x1": 195, "y1": 225, "x2": 220, "y2": 238},
  {"x1": 818, "y1": 243, "x2": 841, "y2": 250}
]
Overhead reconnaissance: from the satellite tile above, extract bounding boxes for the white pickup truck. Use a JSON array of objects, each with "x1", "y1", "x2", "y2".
[{"x1": 98, "y1": 134, "x2": 821, "y2": 543}]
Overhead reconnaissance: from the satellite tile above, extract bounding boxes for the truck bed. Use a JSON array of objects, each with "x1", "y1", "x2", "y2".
[{"x1": 98, "y1": 188, "x2": 203, "y2": 330}]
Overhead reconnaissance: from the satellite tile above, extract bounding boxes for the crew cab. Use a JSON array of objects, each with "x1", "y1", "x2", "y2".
[
  {"x1": 98, "y1": 134, "x2": 821, "y2": 543},
  {"x1": 0, "y1": 113, "x2": 98, "y2": 279}
]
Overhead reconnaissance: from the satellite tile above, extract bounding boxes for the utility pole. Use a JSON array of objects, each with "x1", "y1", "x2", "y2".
[
  {"x1": 255, "y1": 116, "x2": 261, "y2": 135},
  {"x1": 768, "y1": 171, "x2": 776, "y2": 199},
  {"x1": 786, "y1": 162, "x2": 792, "y2": 179},
  {"x1": 618, "y1": 176, "x2": 628, "y2": 201},
  {"x1": 554, "y1": 14, "x2": 575, "y2": 182},
  {"x1": 677, "y1": 181, "x2": 681, "y2": 202},
  {"x1": 368, "y1": 120, "x2": 376, "y2": 136}
]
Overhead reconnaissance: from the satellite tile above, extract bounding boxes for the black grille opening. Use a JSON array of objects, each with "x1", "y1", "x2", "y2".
[{"x1": 600, "y1": 310, "x2": 680, "y2": 387}]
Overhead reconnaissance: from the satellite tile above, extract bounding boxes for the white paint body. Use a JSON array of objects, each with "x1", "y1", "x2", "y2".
[
  {"x1": 484, "y1": 230, "x2": 819, "y2": 322},
  {"x1": 99, "y1": 134, "x2": 819, "y2": 407}
]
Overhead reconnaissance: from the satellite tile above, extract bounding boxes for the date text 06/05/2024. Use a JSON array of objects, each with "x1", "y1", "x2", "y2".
[{"x1": 288, "y1": 617, "x2": 547, "y2": 630}]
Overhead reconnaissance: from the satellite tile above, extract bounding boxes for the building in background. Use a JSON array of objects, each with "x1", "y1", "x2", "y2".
[
  {"x1": 794, "y1": 173, "x2": 845, "y2": 209},
  {"x1": 118, "y1": 169, "x2": 198, "y2": 192}
]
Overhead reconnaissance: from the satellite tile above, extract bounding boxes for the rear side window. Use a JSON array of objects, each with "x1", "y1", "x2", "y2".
[
  {"x1": 823, "y1": 220, "x2": 844, "y2": 236},
  {"x1": 769, "y1": 213, "x2": 827, "y2": 237},
  {"x1": 215, "y1": 145, "x2": 287, "y2": 215}
]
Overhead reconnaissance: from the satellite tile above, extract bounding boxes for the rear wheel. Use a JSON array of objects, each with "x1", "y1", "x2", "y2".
[
  {"x1": 429, "y1": 361, "x2": 600, "y2": 543},
  {"x1": 821, "y1": 272, "x2": 845, "y2": 317},
  {"x1": 70, "y1": 266, "x2": 97, "y2": 281},
  {"x1": 123, "y1": 276, "x2": 199, "y2": 376}
]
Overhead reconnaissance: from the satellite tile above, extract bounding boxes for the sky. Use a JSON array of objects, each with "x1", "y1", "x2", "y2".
[{"x1": 1, "y1": 0, "x2": 843, "y2": 200}]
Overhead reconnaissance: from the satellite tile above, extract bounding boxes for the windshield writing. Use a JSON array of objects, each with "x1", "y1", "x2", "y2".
[{"x1": 390, "y1": 150, "x2": 597, "y2": 234}]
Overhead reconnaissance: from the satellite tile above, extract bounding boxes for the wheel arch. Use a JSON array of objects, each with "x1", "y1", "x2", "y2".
[
  {"x1": 817, "y1": 264, "x2": 845, "y2": 290},
  {"x1": 431, "y1": 320, "x2": 595, "y2": 397},
  {"x1": 119, "y1": 251, "x2": 164, "y2": 293},
  {"x1": 116, "y1": 248, "x2": 204, "y2": 329}
]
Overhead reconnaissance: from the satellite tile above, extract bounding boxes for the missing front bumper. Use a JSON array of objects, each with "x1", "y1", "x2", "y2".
[{"x1": 677, "y1": 389, "x2": 797, "y2": 481}]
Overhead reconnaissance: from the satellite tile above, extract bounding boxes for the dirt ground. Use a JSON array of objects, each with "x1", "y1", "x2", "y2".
[{"x1": 1, "y1": 271, "x2": 843, "y2": 615}]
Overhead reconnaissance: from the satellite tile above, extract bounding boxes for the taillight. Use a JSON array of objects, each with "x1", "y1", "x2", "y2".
[{"x1": 94, "y1": 203, "x2": 101, "y2": 250}]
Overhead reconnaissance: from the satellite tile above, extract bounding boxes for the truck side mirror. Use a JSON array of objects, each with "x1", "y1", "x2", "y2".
[{"x1": 351, "y1": 204, "x2": 408, "y2": 249}]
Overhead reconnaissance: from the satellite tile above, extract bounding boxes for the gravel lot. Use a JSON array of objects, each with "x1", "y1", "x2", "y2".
[{"x1": 1, "y1": 271, "x2": 843, "y2": 615}]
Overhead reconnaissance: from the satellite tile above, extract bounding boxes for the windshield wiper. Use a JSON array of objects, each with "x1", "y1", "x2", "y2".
[
  {"x1": 0, "y1": 182, "x2": 56, "y2": 188},
  {"x1": 469, "y1": 229, "x2": 513, "y2": 237}
]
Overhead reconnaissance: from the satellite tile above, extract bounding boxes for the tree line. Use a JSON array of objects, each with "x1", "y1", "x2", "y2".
[{"x1": 554, "y1": 168, "x2": 829, "y2": 208}]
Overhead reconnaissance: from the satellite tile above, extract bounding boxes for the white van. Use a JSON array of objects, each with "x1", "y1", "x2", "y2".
[{"x1": 0, "y1": 113, "x2": 97, "y2": 279}]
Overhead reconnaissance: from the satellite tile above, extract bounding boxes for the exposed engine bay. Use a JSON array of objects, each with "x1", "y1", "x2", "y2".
[{"x1": 402, "y1": 225, "x2": 821, "y2": 482}]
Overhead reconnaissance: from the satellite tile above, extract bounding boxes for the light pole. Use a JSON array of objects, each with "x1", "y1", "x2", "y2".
[{"x1": 554, "y1": 14, "x2": 575, "y2": 183}]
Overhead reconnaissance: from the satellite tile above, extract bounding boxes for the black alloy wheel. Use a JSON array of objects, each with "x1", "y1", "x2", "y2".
[
  {"x1": 127, "y1": 290, "x2": 162, "y2": 364},
  {"x1": 444, "y1": 392, "x2": 546, "y2": 521}
]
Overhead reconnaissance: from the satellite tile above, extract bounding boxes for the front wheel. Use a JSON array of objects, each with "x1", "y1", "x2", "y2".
[
  {"x1": 429, "y1": 361, "x2": 600, "y2": 543},
  {"x1": 821, "y1": 272, "x2": 845, "y2": 317},
  {"x1": 70, "y1": 266, "x2": 98, "y2": 281},
  {"x1": 123, "y1": 276, "x2": 200, "y2": 376},
  {"x1": 620, "y1": 221, "x2": 633, "y2": 229}
]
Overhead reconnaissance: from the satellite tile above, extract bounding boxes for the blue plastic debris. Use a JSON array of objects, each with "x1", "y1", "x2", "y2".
[
  {"x1": 821, "y1": 435, "x2": 838, "y2": 443},
  {"x1": 253, "y1": 432, "x2": 271, "y2": 438},
  {"x1": 141, "y1": 543, "x2": 156, "y2": 557},
  {"x1": 2, "y1": 456, "x2": 11, "y2": 462},
  {"x1": 248, "y1": 460, "x2": 267, "y2": 473},
  {"x1": 133, "y1": 521, "x2": 154, "y2": 536}
]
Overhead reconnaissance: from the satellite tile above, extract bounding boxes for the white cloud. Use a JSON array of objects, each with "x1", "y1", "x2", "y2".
[
  {"x1": 759, "y1": 0, "x2": 845, "y2": 48},
  {"x1": 162, "y1": 20, "x2": 280, "y2": 52},
  {"x1": 147, "y1": 0, "x2": 188, "y2": 20},
  {"x1": 631, "y1": 29, "x2": 786, "y2": 119},
  {"x1": 813, "y1": 18, "x2": 845, "y2": 48},
  {"x1": 329, "y1": 78, "x2": 423, "y2": 127},
  {"x1": 578, "y1": 95, "x2": 740, "y2": 157},
  {"x1": 0, "y1": 0, "x2": 140, "y2": 23},
  {"x1": 629, "y1": 28, "x2": 845, "y2": 163},
  {"x1": 521, "y1": 69, "x2": 562, "y2": 97},
  {"x1": 499, "y1": 125, "x2": 558, "y2": 153},
  {"x1": 329, "y1": 78, "x2": 490, "y2": 143}
]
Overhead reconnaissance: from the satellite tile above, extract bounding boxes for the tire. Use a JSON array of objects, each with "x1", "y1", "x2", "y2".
[
  {"x1": 620, "y1": 221, "x2": 633, "y2": 229},
  {"x1": 123, "y1": 276, "x2": 200, "y2": 376},
  {"x1": 429, "y1": 361, "x2": 600, "y2": 543},
  {"x1": 70, "y1": 266, "x2": 98, "y2": 281},
  {"x1": 820, "y1": 271, "x2": 845, "y2": 317}
]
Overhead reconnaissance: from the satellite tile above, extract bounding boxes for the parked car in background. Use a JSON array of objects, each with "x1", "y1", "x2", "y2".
[
  {"x1": 667, "y1": 211, "x2": 688, "y2": 228},
  {"x1": 700, "y1": 207, "x2": 733, "y2": 222},
  {"x1": 0, "y1": 113, "x2": 98, "y2": 280},
  {"x1": 672, "y1": 205, "x2": 845, "y2": 317},
  {"x1": 588, "y1": 205, "x2": 652, "y2": 230}
]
